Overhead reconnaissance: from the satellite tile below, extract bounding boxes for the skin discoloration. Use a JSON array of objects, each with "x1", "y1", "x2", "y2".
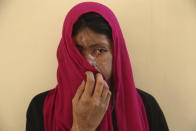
[{"x1": 73, "y1": 27, "x2": 113, "y2": 85}]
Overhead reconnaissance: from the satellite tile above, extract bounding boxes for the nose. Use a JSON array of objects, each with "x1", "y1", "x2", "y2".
[{"x1": 83, "y1": 51, "x2": 96, "y2": 67}]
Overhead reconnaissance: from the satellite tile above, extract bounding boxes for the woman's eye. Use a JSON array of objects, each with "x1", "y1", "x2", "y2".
[{"x1": 95, "y1": 49, "x2": 107, "y2": 54}]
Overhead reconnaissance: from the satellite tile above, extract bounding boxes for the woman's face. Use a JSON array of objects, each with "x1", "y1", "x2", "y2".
[{"x1": 72, "y1": 27, "x2": 113, "y2": 82}]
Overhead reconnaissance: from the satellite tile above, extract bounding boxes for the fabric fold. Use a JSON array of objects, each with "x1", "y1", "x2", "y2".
[{"x1": 43, "y1": 2, "x2": 149, "y2": 131}]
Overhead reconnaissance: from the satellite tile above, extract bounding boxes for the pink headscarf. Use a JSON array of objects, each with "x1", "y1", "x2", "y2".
[{"x1": 43, "y1": 2, "x2": 149, "y2": 131}]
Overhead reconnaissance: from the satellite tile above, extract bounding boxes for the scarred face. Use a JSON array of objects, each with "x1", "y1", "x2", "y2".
[{"x1": 72, "y1": 27, "x2": 113, "y2": 83}]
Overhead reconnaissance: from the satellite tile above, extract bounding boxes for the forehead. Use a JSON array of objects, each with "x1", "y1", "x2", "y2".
[{"x1": 73, "y1": 27, "x2": 112, "y2": 47}]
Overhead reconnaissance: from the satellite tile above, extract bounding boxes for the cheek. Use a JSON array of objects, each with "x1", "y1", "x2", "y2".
[{"x1": 95, "y1": 53, "x2": 113, "y2": 78}]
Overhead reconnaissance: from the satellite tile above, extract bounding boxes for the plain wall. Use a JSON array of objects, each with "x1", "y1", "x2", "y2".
[{"x1": 0, "y1": 0, "x2": 196, "y2": 131}]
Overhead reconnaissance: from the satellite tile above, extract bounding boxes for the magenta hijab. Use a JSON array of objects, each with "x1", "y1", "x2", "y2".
[{"x1": 43, "y1": 2, "x2": 149, "y2": 131}]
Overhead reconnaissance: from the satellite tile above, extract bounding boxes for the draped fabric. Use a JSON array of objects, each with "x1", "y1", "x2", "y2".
[{"x1": 43, "y1": 2, "x2": 149, "y2": 131}]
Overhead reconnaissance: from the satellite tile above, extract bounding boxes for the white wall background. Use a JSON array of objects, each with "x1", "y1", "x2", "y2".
[{"x1": 0, "y1": 0, "x2": 196, "y2": 131}]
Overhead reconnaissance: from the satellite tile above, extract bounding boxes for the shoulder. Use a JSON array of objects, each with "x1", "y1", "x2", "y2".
[
  {"x1": 27, "y1": 90, "x2": 51, "y2": 112},
  {"x1": 136, "y1": 88, "x2": 154, "y2": 101},
  {"x1": 136, "y1": 88, "x2": 169, "y2": 131},
  {"x1": 26, "y1": 90, "x2": 51, "y2": 131},
  {"x1": 136, "y1": 88, "x2": 158, "y2": 108}
]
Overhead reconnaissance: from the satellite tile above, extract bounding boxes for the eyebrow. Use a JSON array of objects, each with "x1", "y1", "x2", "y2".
[{"x1": 76, "y1": 42, "x2": 109, "y2": 49}]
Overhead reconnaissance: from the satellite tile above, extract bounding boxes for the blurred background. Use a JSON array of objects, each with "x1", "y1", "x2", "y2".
[{"x1": 0, "y1": 0, "x2": 196, "y2": 131}]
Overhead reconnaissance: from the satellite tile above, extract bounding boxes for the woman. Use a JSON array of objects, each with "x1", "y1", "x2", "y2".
[{"x1": 26, "y1": 2, "x2": 169, "y2": 131}]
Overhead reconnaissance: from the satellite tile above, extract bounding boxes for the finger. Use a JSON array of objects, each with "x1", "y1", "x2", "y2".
[
  {"x1": 105, "y1": 91, "x2": 111, "y2": 108},
  {"x1": 83, "y1": 71, "x2": 95, "y2": 98},
  {"x1": 101, "y1": 81, "x2": 110, "y2": 101},
  {"x1": 73, "y1": 80, "x2": 85, "y2": 102},
  {"x1": 93, "y1": 73, "x2": 104, "y2": 99}
]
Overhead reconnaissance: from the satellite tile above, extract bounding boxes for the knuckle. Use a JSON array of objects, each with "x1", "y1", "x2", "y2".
[
  {"x1": 76, "y1": 87, "x2": 81, "y2": 93},
  {"x1": 93, "y1": 100, "x2": 100, "y2": 107},
  {"x1": 105, "y1": 83, "x2": 109, "y2": 88},
  {"x1": 100, "y1": 103, "x2": 105, "y2": 109},
  {"x1": 108, "y1": 91, "x2": 112, "y2": 95},
  {"x1": 96, "y1": 73, "x2": 103, "y2": 79},
  {"x1": 88, "y1": 76, "x2": 95, "y2": 84},
  {"x1": 72, "y1": 99, "x2": 75, "y2": 105},
  {"x1": 92, "y1": 97, "x2": 100, "y2": 106},
  {"x1": 81, "y1": 98, "x2": 89, "y2": 105},
  {"x1": 96, "y1": 79, "x2": 104, "y2": 87},
  {"x1": 104, "y1": 87, "x2": 109, "y2": 92},
  {"x1": 80, "y1": 98, "x2": 86, "y2": 103}
]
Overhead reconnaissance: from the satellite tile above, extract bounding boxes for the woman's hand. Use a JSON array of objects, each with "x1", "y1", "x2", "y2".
[{"x1": 71, "y1": 71, "x2": 111, "y2": 131}]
